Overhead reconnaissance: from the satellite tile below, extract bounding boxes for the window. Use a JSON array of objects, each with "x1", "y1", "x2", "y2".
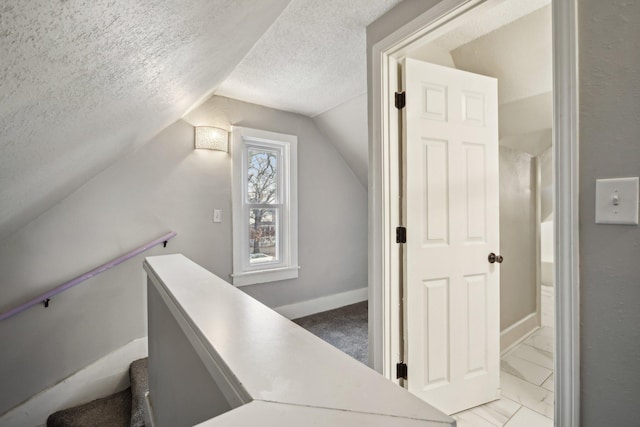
[{"x1": 231, "y1": 126, "x2": 298, "y2": 286}]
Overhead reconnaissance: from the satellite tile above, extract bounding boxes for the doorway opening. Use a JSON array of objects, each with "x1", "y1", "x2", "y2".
[
  {"x1": 401, "y1": 1, "x2": 555, "y2": 423},
  {"x1": 368, "y1": 0, "x2": 579, "y2": 426}
]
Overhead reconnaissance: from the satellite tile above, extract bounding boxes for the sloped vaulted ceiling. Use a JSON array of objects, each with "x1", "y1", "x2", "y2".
[
  {"x1": 1, "y1": 0, "x2": 552, "y2": 243},
  {"x1": 216, "y1": 0, "x2": 400, "y2": 117},
  {"x1": 0, "y1": 0, "x2": 290, "y2": 241}
]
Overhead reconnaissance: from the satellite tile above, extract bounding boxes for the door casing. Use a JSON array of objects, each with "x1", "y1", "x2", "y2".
[{"x1": 367, "y1": 0, "x2": 580, "y2": 426}]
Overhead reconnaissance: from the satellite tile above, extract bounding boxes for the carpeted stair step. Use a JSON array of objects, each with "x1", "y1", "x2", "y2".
[
  {"x1": 129, "y1": 358, "x2": 149, "y2": 427},
  {"x1": 47, "y1": 357, "x2": 149, "y2": 427},
  {"x1": 46, "y1": 388, "x2": 132, "y2": 427}
]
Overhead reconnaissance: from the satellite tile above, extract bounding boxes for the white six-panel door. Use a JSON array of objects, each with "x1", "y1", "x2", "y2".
[{"x1": 403, "y1": 58, "x2": 500, "y2": 415}]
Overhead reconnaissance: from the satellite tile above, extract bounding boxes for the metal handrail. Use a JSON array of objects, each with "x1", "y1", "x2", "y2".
[{"x1": 0, "y1": 231, "x2": 177, "y2": 321}]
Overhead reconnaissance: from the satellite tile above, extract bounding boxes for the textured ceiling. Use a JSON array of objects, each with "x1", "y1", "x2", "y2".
[
  {"x1": 431, "y1": 0, "x2": 550, "y2": 51},
  {"x1": 215, "y1": 0, "x2": 401, "y2": 117},
  {"x1": 0, "y1": 0, "x2": 553, "y2": 242},
  {"x1": 0, "y1": 0, "x2": 290, "y2": 241}
]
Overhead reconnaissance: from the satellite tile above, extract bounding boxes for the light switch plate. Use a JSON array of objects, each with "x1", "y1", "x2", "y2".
[
  {"x1": 595, "y1": 177, "x2": 639, "y2": 225},
  {"x1": 213, "y1": 209, "x2": 222, "y2": 223}
]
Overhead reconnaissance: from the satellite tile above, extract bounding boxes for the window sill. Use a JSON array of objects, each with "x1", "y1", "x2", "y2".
[{"x1": 231, "y1": 265, "x2": 300, "y2": 287}]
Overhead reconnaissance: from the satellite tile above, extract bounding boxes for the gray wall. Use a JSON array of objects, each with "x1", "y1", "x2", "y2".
[
  {"x1": 579, "y1": 0, "x2": 640, "y2": 425},
  {"x1": 313, "y1": 94, "x2": 369, "y2": 189},
  {"x1": 366, "y1": 0, "x2": 440, "y2": 47},
  {"x1": 499, "y1": 147, "x2": 537, "y2": 331},
  {"x1": 539, "y1": 146, "x2": 553, "y2": 221},
  {"x1": 0, "y1": 96, "x2": 366, "y2": 413},
  {"x1": 184, "y1": 96, "x2": 367, "y2": 307}
]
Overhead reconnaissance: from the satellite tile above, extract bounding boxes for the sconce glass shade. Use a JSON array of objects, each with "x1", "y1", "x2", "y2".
[{"x1": 195, "y1": 126, "x2": 229, "y2": 152}]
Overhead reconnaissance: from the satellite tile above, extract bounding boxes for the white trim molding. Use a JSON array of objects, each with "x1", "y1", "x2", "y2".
[
  {"x1": 274, "y1": 287, "x2": 368, "y2": 320},
  {"x1": 230, "y1": 126, "x2": 299, "y2": 287},
  {"x1": 500, "y1": 313, "x2": 539, "y2": 356},
  {"x1": 552, "y1": 0, "x2": 580, "y2": 425}
]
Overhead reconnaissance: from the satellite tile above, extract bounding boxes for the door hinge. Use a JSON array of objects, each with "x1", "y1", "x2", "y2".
[
  {"x1": 395, "y1": 91, "x2": 406, "y2": 109},
  {"x1": 396, "y1": 226, "x2": 407, "y2": 244},
  {"x1": 396, "y1": 362, "x2": 408, "y2": 379}
]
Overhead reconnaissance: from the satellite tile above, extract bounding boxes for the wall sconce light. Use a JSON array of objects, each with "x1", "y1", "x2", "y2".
[{"x1": 195, "y1": 126, "x2": 229, "y2": 152}]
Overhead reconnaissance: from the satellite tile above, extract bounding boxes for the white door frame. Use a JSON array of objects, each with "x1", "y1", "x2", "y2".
[{"x1": 367, "y1": 0, "x2": 579, "y2": 426}]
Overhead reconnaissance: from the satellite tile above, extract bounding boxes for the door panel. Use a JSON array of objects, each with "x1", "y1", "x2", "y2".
[
  {"x1": 422, "y1": 278, "x2": 449, "y2": 388},
  {"x1": 422, "y1": 139, "x2": 449, "y2": 244},
  {"x1": 463, "y1": 142, "x2": 487, "y2": 242},
  {"x1": 403, "y1": 58, "x2": 500, "y2": 415}
]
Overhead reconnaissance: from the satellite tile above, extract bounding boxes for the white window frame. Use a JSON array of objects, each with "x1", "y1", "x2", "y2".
[{"x1": 231, "y1": 126, "x2": 299, "y2": 286}]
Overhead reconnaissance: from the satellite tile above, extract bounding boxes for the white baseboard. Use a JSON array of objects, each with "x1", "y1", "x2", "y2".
[
  {"x1": 0, "y1": 337, "x2": 148, "y2": 427},
  {"x1": 501, "y1": 313, "x2": 539, "y2": 355},
  {"x1": 274, "y1": 287, "x2": 368, "y2": 320}
]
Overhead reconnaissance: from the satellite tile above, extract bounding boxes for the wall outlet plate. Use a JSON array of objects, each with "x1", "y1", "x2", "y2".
[{"x1": 595, "y1": 177, "x2": 639, "y2": 225}]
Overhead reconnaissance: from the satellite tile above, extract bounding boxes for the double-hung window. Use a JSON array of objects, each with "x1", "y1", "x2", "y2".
[{"x1": 231, "y1": 126, "x2": 298, "y2": 286}]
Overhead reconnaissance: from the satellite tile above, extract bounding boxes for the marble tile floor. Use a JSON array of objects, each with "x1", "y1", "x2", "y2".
[{"x1": 452, "y1": 327, "x2": 554, "y2": 426}]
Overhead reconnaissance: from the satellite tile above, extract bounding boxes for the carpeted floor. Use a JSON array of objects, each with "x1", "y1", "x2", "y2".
[{"x1": 293, "y1": 301, "x2": 368, "y2": 365}]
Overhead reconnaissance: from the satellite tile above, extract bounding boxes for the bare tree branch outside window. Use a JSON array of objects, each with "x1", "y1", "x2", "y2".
[{"x1": 247, "y1": 149, "x2": 278, "y2": 260}]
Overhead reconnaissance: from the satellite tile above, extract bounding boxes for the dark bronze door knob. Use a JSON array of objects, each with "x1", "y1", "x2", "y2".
[{"x1": 488, "y1": 253, "x2": 504, "y2": 264}]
